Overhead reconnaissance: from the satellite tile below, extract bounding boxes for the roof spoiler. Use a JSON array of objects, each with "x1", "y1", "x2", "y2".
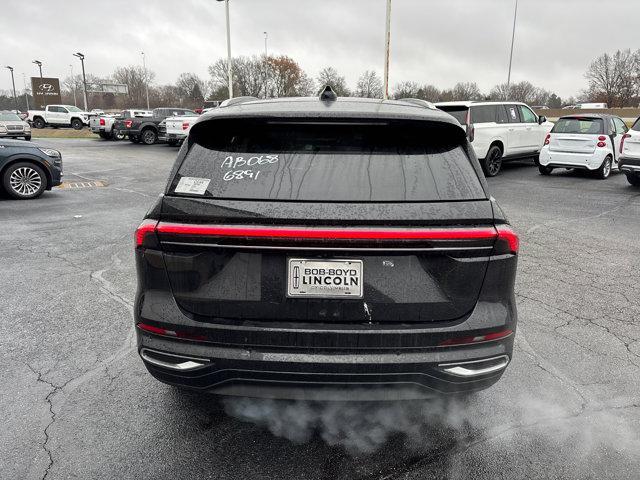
[
  {"x1": 220, "y1": 96, "x2": 258, "y2": 108},
  {"x1": 398, "y1": 98, "x2": 437, "y2": 110}
]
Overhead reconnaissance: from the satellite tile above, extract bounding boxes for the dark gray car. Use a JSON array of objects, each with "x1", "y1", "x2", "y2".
[
  {"x1": 0, "y1": 139, "x2": 62, "y2": 199},
  {"x1": 133, "y1": 90, "x2": 519, "y2": 400}
]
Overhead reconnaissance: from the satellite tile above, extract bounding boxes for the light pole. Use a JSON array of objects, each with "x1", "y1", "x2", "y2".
[
  {"x1": 5, "y1": 66, "x2": 18, "y2": 112},
  {"x1": 217, "y1": 0, "x2": 233, "y2": 99},
  {"x1": 69, "y1": 64, "x2": 77, "y2": 107},
  {"x1": 382, "y1": 0, "x2": 391, "y2": 99},
  {"x1": 33, "y1": 60, "x2": 44, "y2": 108},
  {"x1": 22, "y1": 73, "x2": 29, "y2": 111},
  {"x1": 506, "y1": 0, "x2": 518, "y2": 100},
  {"x1": 73, "y1": 52, "x2": 89, "y2": 111},
  {"x1": 141, "y1": 51, "x2": 150, "y2": 109},
  {"x1": 263, "y1": 31, "x2": 268, "y2": 99}
]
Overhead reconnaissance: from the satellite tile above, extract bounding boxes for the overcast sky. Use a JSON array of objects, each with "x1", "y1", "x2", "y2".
[{"x1": 2, "y1": 0, "x2": 639, "y2": 98}]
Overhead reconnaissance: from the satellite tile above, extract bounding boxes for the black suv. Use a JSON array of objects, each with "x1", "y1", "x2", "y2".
[{"x1": 134, "y1": 91, "x2": 519, "y2": 400}]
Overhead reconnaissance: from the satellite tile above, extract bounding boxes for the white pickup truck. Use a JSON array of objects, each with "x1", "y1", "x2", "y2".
[
  {"x1": 90, "y1": 109, "x2": 152, "y2": 140},
  {"x1": 27, "y1": 105, "x2": 91, "y2": 130},
  {"x1": 165, "y1": 112, "x2": 200, "y2": 146}
]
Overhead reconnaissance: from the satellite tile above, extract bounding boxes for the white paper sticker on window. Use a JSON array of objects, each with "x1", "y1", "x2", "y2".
[{"x1": 174, "y1": 177, "x2": 211, "y2": 195}]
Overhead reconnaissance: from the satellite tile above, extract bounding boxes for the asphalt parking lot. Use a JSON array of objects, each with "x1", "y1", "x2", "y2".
[{"x1": 1, "y1": 138, "x2": 639, "y2": 480}]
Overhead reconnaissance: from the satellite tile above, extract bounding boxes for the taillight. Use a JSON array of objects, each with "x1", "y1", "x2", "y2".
[
  {"x1": 137, "y1": 323, "x2": 206, "y2": 341},
  {"x1": 182, "y1": 122, "x2": 190, "y2": 130},
  {"x1": 495, "y1": 225, "x2": 519, "y2": 255},
  {"x1": 439, "y1": 329, "x2": 513, "y2": 346},
  {"x1": 621, "y1": 133, "x2": 631, "y2": 153},
  {"x1": 99, "y1": 118, "x2": 105, "y2": 126},
  {"x1": 467, "y1": 124, "x2": 475, "y2": 143},
  {"x1": 544, "y1": 133, "x2": 550, "y2": 145},
  {"x1": 125, "y1": 120, "x2": 133, "y2": 128},
  {"x1": 155, "y1": 222, "x2": 499, "y2": 241},
  {"x1": 135, "y1": 219, "x2": 159, "y2": 248}
]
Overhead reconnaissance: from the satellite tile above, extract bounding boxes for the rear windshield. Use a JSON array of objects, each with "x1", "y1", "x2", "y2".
[
  {"x1": 169, "y1": 120, "x2": 485, "y2": 202},
  {"x1": 552, "y1": 117, "x2": 604, "y2": 134},
  {"x1": 436, "y1": 106, "x2": 468, "y2": 125}
]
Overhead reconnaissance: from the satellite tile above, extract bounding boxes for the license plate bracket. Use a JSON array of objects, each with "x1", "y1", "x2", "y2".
[{"x1": 287, "y1": 258, "x2": 363, "y2": 298}]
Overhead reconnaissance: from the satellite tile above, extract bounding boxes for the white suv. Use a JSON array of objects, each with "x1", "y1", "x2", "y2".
[
  {"x1": 538, "y1": 114, "x2": 628, "y2": 180},
  {"x1": 619, "y1": 117, "x2": 640, "y2": 186},
  {"x1": 436, "y1": 101, "x2": 554, "y2": 176}
]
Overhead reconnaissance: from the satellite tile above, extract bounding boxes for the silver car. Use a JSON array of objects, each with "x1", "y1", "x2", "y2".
[{"x1": 0, "y1": 111, "x2": 31, "y2": 140}]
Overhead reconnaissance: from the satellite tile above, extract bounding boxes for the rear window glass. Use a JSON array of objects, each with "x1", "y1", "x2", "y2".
[
  {"x1": 436, "y1": 107, "x2": 468, "y2": 125},
  {"x1": 552, "y1": 118, "x2": 604, "y2": 134},
  {"x1": 471, "y1": 105, "x2": 502, "y2": 124},
  {"x1": 631, "y1": 119, "x2": 640, "y2": 132},
  {"x1": 170, "y1": 121, "x2": 485, "y2": 202}
]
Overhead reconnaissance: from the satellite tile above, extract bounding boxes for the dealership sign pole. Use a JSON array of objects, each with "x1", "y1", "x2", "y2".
[
  {"x1": 22, "y1": 73, "x2": 29, "y2": 111},
  {"x1": 33, "y1": 60, "x2": 45, "y2": 108},
  {"x1": 383, "y1": 0, "x2": 391, "y2": 100}
]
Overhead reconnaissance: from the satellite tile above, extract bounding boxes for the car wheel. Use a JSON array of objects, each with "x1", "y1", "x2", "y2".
[
  {"x1": 24, "y1": 135, "x2": 31, "y2": 141},
  {"x1": 2, "y1": 162, "x2": 47, "y2": 199},
  {"x1": 33, "y1": 117, "x2": 45, "y2": 129},
  {"x1": 71, "y1": 118, "x2": 83, "y2": 130},
  {"x1": 141, "y1": 128, "x2": 157, "y2": 145},
  {"x1": 626, "y1": 174, "x2": 640, "y2": 186},
  {"x1": 595, "y1": 156, "x2": 612, "y2": 179},
  {"x1": 113, "y1": 131, "x2": 125, "y2": 141},
  {"x1": 538, "y1": 165, "x2": 553, "y2": 175},
  {"x1": 129, "y1": 135, "x2": 140, "y2": 144},
  {"x1": 482, "y1": 145, "x2": 503, "y2": 177}
]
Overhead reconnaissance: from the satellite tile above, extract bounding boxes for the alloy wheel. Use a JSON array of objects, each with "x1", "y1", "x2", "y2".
[
  {"x1": 9, "y1": 166, "x2": 42, "y2": 197},
  {"x1": 487, "y1": 149, "x2": 502, "y2": 176}
]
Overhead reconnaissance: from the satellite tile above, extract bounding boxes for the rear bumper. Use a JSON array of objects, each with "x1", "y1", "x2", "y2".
[
  {"x1": 166, "y1": 132, "x2": 187, "y2": 142},
  {"x1": 539, "y1": 147, "x2": 608, "y2": 170},
  {"x1": 137, "y1": 331, "x2": 513, "y2": 400},
  {"x1": 619, "y1": 156, "x2": 640, "y2": 174}
]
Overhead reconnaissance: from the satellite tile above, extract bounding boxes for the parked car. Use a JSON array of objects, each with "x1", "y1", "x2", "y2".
[
  {"x1": 90, "y1": 109, "x2": 152, "y2": 140},
  {"x1": 165, "y1": 111, "x2": 199, "y2": 146},
  {"x1": 133, "y1": 91, "x2": 519, "y2": 400},
  {"x1": 0, "y1": 139, "x2": 62, "y2": 199},
  {"x1": 113, "y1": 107, "x2": 196, "y2": 145},
  {"x1": 538, "y1": 114, "x2": 628, "y2": 179},
  {"x1": 435, "y1": 101, "x2": 554, "y2": 177},
  {"x1": 0, "y1": 111, "x2": 32, "y2": 140},
  {"x1": 576, "y1": 103, "x2": 608, "y2": 109},
  {"x1": 27, "y1": 105, "x2": 90, "y2": 130},
  {"x1": 618, "y1": 117, "x2": 640, "y2": 186}
]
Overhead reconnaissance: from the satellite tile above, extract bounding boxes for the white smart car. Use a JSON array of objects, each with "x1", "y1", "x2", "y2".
[
  {"x1": 619, "y1": 117, "x2": 640, "y2": 186},
  {"x1": 538, "y1": 114, "x2": 628, "y2": 179}
]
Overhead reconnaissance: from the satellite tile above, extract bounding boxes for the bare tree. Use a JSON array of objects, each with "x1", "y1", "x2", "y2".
[
  {"x1": 112, "y1": 65, "x2": 155, "y2": 108},
  {"x1": 392, "y1": 81, "x2": 420, "y2": 99},
  {"x1": 355, "y1": 70, "x2": 383, "y2": 98},
  {"x1": 175, "y1": 73, "x2": 207, "y2": 107},
  {"x1": 585, "y1": 49, "x2": 639, "y2": 107},
  {"x1": 317, "y1": 67, "x2": 349, "y2": 96},
  {"x1": 266, "y1": 55, "x2": 312, "y2": 97},
  {"x1": 452, "y1": 82, "x2": 483, "y2": 101},
  {"x1": 416, "y1": 84, "x2": 442, "y2": 102}
]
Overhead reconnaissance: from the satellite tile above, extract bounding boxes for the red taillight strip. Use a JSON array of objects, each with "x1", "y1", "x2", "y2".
[
  {"x1": 155, "y1": 222, "x2": 499, "y2": 241},
  {"x1": 135, "y1": 219, "x2": 158, "y2": 247},
  {"x1": 496, "y1": 225, "x2": 519, "y2": 254},
  {"x1": 439, "y1": 329, "x2": 513, "y2": 346}
]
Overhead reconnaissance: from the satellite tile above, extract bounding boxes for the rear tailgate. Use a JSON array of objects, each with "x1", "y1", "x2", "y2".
[
  {"x1": 156, "y1": 117, "x2": 496, "y2": 324},
  {"x1": 549, "y1": 134, "x2": 597, "y2": 153}
]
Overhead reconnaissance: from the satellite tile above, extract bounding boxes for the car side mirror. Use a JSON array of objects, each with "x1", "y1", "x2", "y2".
[{"x1": 538, "y1": 115, "x2": 547, "y2": 125}]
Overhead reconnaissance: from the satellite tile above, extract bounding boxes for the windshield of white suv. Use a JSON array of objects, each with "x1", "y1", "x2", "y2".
[
  {"x1": 66, "y1": 106, "x2": 83, "y2": 112},
  {"x1": 552, "y1": 117, "x2": 604, "y2": 134}
]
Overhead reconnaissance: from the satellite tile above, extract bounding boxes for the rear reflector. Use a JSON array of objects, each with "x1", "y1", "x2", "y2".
[
  {"x1": 439, "y1": 329, "x2": 513, "y2": 346},
  {"x1": 155, "y1": 223, "x2": 499, "y2": 241},
  {"x1": 137, "y1": 323, "x2": 206, "y2": 341}
]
